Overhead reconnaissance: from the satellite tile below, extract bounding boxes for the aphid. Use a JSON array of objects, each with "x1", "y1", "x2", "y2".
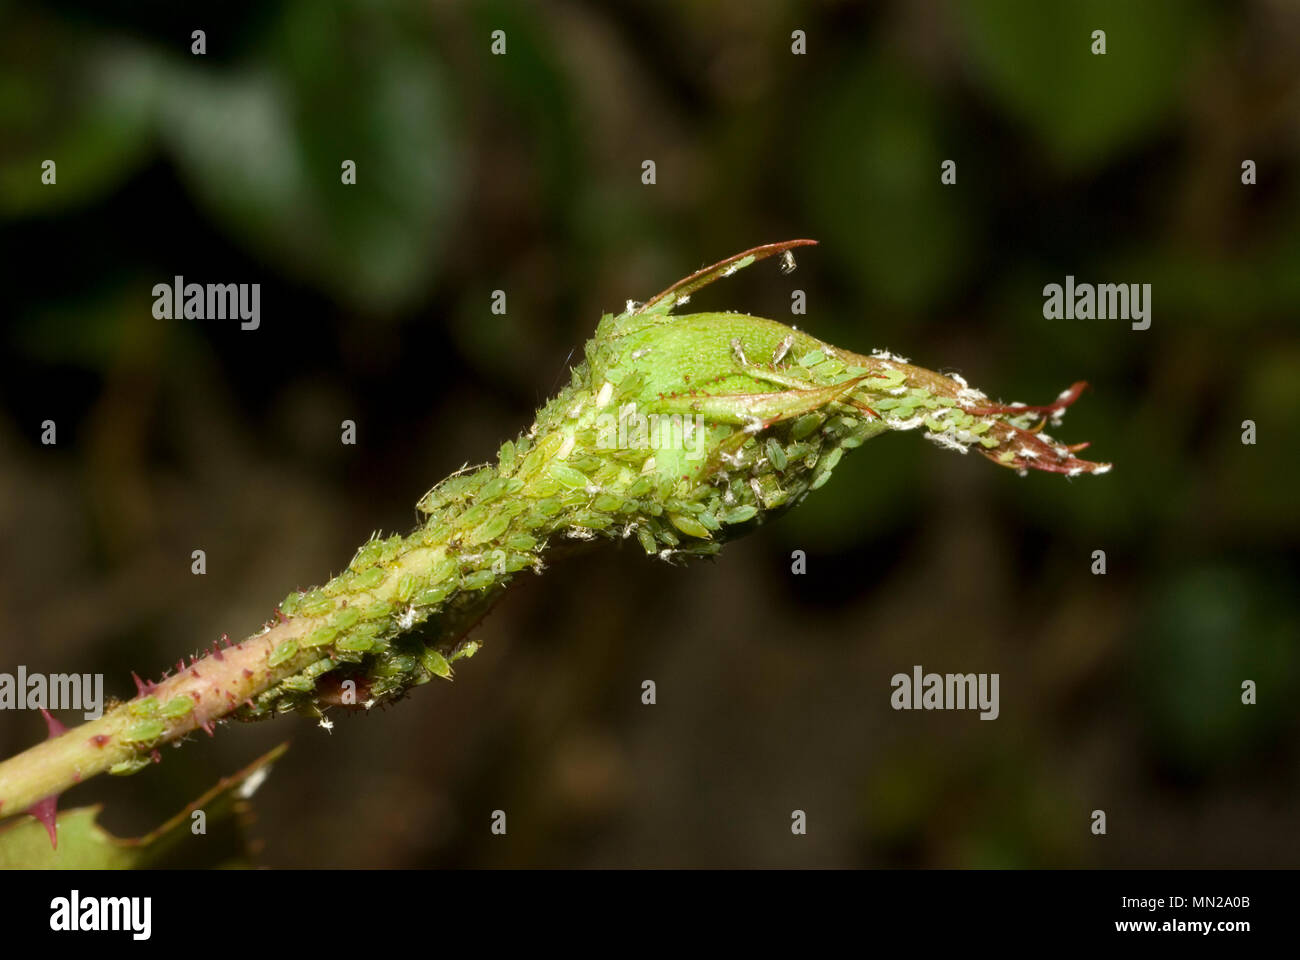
[
  {"x1": 779, "y1": 250, "x2": 797, "y2": 275},
  {"x1": 120, "y1": 719, "x2": 166, "y2": 744},
  {"x1": 267, "y1": 640, "x2": 298, "y2": 668}
]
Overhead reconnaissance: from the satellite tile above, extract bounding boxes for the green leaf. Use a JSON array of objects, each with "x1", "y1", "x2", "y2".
[{"x1": 0, "y1": 743, "x2": 288, "y2": 870}]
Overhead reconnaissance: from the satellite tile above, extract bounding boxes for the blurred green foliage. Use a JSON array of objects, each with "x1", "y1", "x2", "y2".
[{"x1": 0, "y1": 0, "x2": 1296, "y2": 867}]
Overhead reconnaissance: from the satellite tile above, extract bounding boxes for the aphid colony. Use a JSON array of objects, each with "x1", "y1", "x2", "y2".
[{"x1": 124, "y1": 242, "x2": 1111, "y2": 735}]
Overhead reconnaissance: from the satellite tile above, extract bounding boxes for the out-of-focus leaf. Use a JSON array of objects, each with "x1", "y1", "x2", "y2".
[
  {"x1": 959, "y1": 0, "x2": 1214, "y2": 170},
  {"x1": 802, "y1": 55, "x2": 972, "y2": 312},
  {"x1": 0, "y1": 19, "x2": 155, "y2": 217},
  {"x1": 157, "y1": 0, "x2": 460, "y2": 312},
  {"x1": 0, "y1": 743, "x2": 287, "y2": 870}
]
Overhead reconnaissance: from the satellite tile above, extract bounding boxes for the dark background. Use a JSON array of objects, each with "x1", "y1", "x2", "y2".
[{"x1": 1, "y1": 0, "x2": 1297, "y2": 867}]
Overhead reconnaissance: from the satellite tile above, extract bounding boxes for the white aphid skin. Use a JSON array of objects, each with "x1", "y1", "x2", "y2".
[
  {"x1": 889, "y1": 386, "x2": 908, "y2": 395},
  {"x1": 742, "y1": 416, "x2": 764, "y2": 434},
  {"x1": 730, "y1": 337, "x2": 748, "y2": 366},
  {"x1": 722, "y1": 263, "x2": 740, "y2": 278},
  {"x1": 884, "y1": 415, "x2": 926, "y2": 431},
  {"x1": 1017, "y1": 446, "x2": 1039, "y2": 459},
  {"x1": 398, "y1": 605, "x2": 418, "y2": 631},
  {"x1": 1067, "y1": 467, "x2": 1084, "y2": 477},
  {"x1": 780, "y1": 250, "x2": 797, "y2": 274},
  {"x1": 926, "y1": 432, "x2": 970, "y2": 454},
  {"x1": 677, "y1": 294, "x2": 690, "y2": 306},
  {"x1": 595, "y1": 381, "x2": 614, "y2": 408},
  {"x1": 631, "y1": 348, "x2": 652, "y2": 360},
  {"x1": 621, "y1": 522, "x2": 637, "y2": 539},
  {"x1": 318, "y1": 716, "x2": 334, "y2": 733},
  {"x1": 871, "y1": 349, "x2": 911, "y2": 363},
  {"x1": 772, "y1": 334, "x2": 795, "y2": 365},
  {"x1": 625, "y1": 300, "x2": 638, "y2": 313},
  {"x1": 556, "y1": 435, "x2": 576, "y2": 460},
  {"x1": 1094, "y1": 464, "x2": 1113, "y2": 474},
  {"x1": 566, "y1": 527, "x2": 596, "y2": 541},
  {"x1": 948, "y1": 372, "x2": 969, "y2": 389}
]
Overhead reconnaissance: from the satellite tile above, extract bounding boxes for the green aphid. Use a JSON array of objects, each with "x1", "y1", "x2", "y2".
[
  {"x1": 533, "y1": 498, "x2": 564, "y2": 518},
  {"x1": 798, "y1": 350, "x2": 827, "y2": 368},
  {"x1": 352, "y1": 566, "x2": 387, "y2": 591},
  {"x1": 529, "y1": 477, "x2": 563, "y2": 498},
  {"x1": 505, "y1": 533, "x2": 537, "y2": 552},
  {"x1": 636, "y1": 525, "x2": 657, "y2": 555},
  {"x1": 301, "y1": 594, "x2": 335, "y2": 618},
  {"x1": 268, "y1": 640, "x2": 299, "y2": 668},
  {"x1": 351, "y1": 540, "x2": 385, "y2": 570},
  {"x1": 281, "y1": 674, "x2": 314, "y2": 693},
  {"x1": 668, "y1": 513, "x2": 711, "y2": 539},
  {"x1": 492, "y1": 552, "x2": 528, "y2": 573},
  {"x1": 765, "y1": 438, "x2": 788, "y2": 471},
  {"x1": 161, "y1": 697, "x2": 194, "y2": 719},
  {"x1": 332, "y1": 606, "x2": 361, "y2": 630},
  {"x1": 120, "y1": 719, "x2": 166, "y2": 744},
  {"x1": 791, "y1": 413, "x2": 822, "y2": 440},
  {"x1": 979, "y1": 436, "x2": 1001, "y2": 449},
  {"x1": 626, "y1": 476, "x2": 654, "y2": 498},
  {"x1": 394, "y1": 572, "x2": 419, "y2": 602},
  {"x1": 413, "y1": 583, "x2": 454, "y2": 606},
  {"x1": 517, "y1": 432, "x2": 565, "y2": 480},
  {"x1": 721, "y1": 504, "x2": 758, "y2": 524},
  {"x1": 462, "y1": 569, "x2": 496, "y2": 590},
  {"x1": 696, "y1": 510, "x2": 721, "y2": 532},
  {"x1": 478, "y1": 476, "x2": 523, "y2": 504},
  {"x1": 303, "y1": 625, "x2": 338, "y2": 649},
  {"x1": 361, "y1": 599, "x2": 394, "y2": 621},
  {"x1": 592, "y1": 493, "x2": 624, "y2": 513},
  {"x1": 467, "y1": 513, "x2": 511, "y2": 547},
  {"x1": 109, "y1": 757, "x2": 152, "y2": 776},
  {"x1": 373, "y1": 655, "x2": 418, "y2": 680},
  {"x1": 497, "y1": 439, "x2": 517, "y2": 474},
  {"x1": 279, "y1": 592, "x2": 303, "y2": 618},
  {"x1": 128, "y1": 697, "x2": 159, "y2": 718},
  {"x1": 549, "y1": 463, "x2": 590, "y2": 490},
  {"x1": 382, "y1": 534, "x2": 406, "y2": 561},
  {"x1": 421, "y1": 649, "x2": 453, "y2": 680},
  {"x1": 336, "y1": 633, "x2": 376, "y2": 654},
  {"x1": 571, "y1": 512, "x2": 614, "y2": 530}
]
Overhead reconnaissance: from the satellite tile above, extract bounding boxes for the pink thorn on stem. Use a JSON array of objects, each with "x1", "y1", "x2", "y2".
[
  {"x1": 28, "y1": 711, "x2": 68, "y2": 849},
  {"x1": 27, "y1": 795, "x2": 58, "y2": 849}
]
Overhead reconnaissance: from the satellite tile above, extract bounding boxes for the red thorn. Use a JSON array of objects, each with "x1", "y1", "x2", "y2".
[
  {"x1": 242, "y1": 669, "x2": 253, "y2": 678},
  {"x1": 89, "y1": 734, "x2": 110, "y2": 748},
  {"x1": 220, "y1": 633, "x2": 231, "y2": 646},
  {"x1": 131, "y1": 672, "x2": 148, "y2": 697},
  {"x1": 191, "y1": 669, "x2": 201, "y2": 678},
  {"x1": 27, "y1": 795, "x2": 59, "y2": 850},
  {"x1": 39, "y1": 709, "x2": 67, "y2": 739},
  {"x1": 245, "y1": 699, "x2": 255, "y2": 709},
  {"x1": 150, "y1": 750, "x2": 162, "y2": 764},
  {"x1": 274, "y1": 608, "x2": 288, "y2": 624},
  {"x1": 213, "y1": 645, "x2": 224, "y2": 661},
  {"x1": 176, "y1": 659, "x2": 185, "y2": 673},
  {"x1": 199, "y1": 720, "x2": 215, "y2": 737}
]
